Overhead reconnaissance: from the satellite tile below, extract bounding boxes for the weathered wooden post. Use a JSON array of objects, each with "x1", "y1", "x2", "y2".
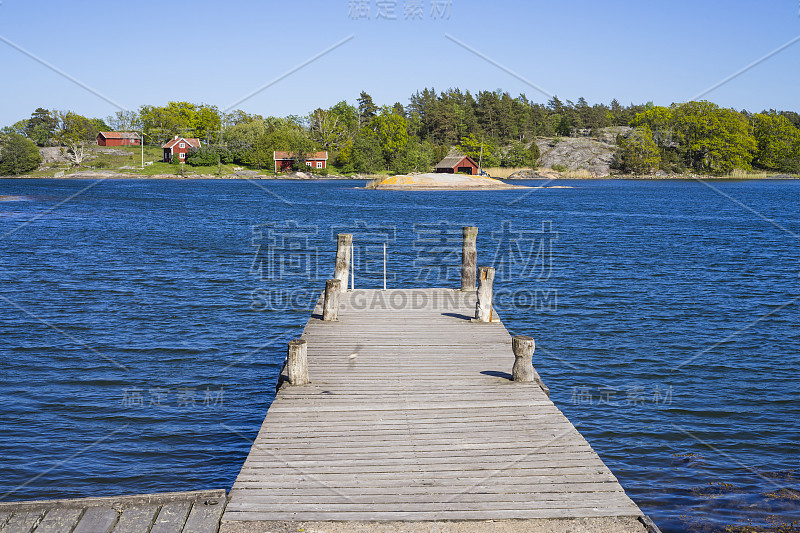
[
  {"x1": 474, "y1": 266, "x2": 495, "y2": 322},
  {"x1": 461, "y1": 226, "x2": 478, "y2": 291},
  {"x1": 512, "y1": 335, "x2": 535, "y2": 382},
  {"x1": 287, "y1": 339, "x2": 309, "y2": 385},
  {"x1": 334, "y1": 234, "x2": 352, "y2": 292},
  {"x1": 323, "y1": 279, "x2": 341, "y2": 321}
]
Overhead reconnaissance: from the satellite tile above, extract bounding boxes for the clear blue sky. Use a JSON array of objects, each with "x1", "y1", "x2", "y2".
[{"x1": 0, "y1": 0, "x2": 798, "y2": 126}]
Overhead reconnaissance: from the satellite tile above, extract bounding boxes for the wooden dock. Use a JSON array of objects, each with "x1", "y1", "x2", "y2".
[
  {"x1": 0, "y1": 490, "x2": 226, "y2": 533},
  {"x1": 1, "y1": 229, "x2": 657, "y2": 533},
  {"x1": 222, "y1": 286, "x2": 648, "y2": 530}
]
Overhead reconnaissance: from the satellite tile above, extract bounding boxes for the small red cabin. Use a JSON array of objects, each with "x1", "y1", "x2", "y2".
[
  {"x1": 274, "y1": 151, "x2": 328, "y2": 173},
  {"x1": 97, "y1": 131, "x2": 141, "y2": 146},
  {"x1": 163, "y1": 136, "x2": 201, "y2": 162},
  {"x1": 435, "y1": 154, "x2": 480, "y2": 175}
]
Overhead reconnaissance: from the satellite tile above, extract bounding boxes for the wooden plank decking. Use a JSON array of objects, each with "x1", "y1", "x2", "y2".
[
  {"x1": 223, "y1": 288, "x2": 643, "y2": 524},
  {"x1": 0, "y1": 490, "x2": 226, "y2": 533}
]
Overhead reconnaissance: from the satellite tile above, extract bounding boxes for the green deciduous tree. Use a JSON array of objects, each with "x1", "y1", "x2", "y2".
[
  {"x1": 751, "y1": 113, "x2": 800, "y2": 171},
  {"x1": 499, "y1": 140, "x2": 539, "y2": 168},
  {"x1": 139, "y1": 102, "x2": 221, "y2": 145},
  {"x1": 501, "y1": 141, "x2": 534, "y2": 167},
  {"x1": 0, "y1": 133, "x2": 42, "y2": 175},
  {"x1": 339, "y1": 129, "x2": 382, "y2": 173},
  {"x1": 391, "y1": 137, "x2": 435, "y2": 174},
  {"x1": 191, "y1": 105, "x2": 222, "y2": 143},
  {"x1": 56, "y1": 111, "x2": 97, "y2": 143},
  {"x1": 223, "y1": 119, "x2": 268, "y2": 150},
  {"x1": 9, "y1": 120, "x2": 28, "y2": 137},
  {"x1": 223, "y1": 109, "x2": 261, "y2": 127},
  {"x1": 371, "y1": 109, "x2": 408, "y2": 167},
  {"x1": 328, "y1": 101, "x2": 359, "y2": 136},
  {"x1": 672, "y1": 101, "x2": 756, "y2": 173},
  {"x1": 107, "y1": 110, "x2": 141, "y2": 132},
  {"x1": 613, "y1": 126, "x2": 661, "y2": 174},
  {"x1": 457, "y1": 134, "x2": 499, "y2": 167},
  {"x1": 631, "y1": 106, "x2": 675, "y2": 147}
]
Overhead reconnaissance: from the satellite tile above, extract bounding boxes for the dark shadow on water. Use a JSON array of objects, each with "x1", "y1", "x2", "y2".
[{"x1": 481, "y1": 370, "x2": 512, "y2": 381}]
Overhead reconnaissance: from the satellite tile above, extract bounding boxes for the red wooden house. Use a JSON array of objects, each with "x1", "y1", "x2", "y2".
[
  {"x1": 273, "y1": 151, "x2": 328, "y2": 173},
  {"x1": 97, "y1": 132, "x2": 141, "y2": 146},
  {"x1": 163, "y1": 136, "x2": 201, "y2": 162},
  {"x1": 435, "y1": 154, "x2": 480, "y2": 175}
]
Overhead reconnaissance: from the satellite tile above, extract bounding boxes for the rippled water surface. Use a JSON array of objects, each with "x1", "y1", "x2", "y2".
[{"x1": 0, "y1": 178, "x2": 798, "y2": 532}]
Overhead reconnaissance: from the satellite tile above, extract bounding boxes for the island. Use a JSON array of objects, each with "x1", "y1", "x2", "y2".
[{"x1": 367, "y1": 172, "x2": 530, "y2": 190}]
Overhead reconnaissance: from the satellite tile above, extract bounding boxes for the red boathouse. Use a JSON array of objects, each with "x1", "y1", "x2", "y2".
[
  {"x1": 97, "y1": 132, "x2": 141, "y2": 147},
  {"x1": 434, "y1": 154, "x2": 480, "y2": 175}
]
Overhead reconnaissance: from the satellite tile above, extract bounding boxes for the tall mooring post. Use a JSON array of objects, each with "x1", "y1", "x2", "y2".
[
  {"x1": 474, "y1": 266, "x2": 496, "y2": 322},
  {"x1": 334, "y1": 234, "x2": 352, "y2": 292},
  {"x1": 512, "y1": 335, "x2": 535, "y2": 382},
  {"x1": 287, "y1": 339, "x2": 309, "y2": 385},
  {"x1": 461, "y1": 226, "x2": 478, "y2": 291},
  {"x1": 323, "y1": 279, "x2": 341, "y2": 321}
]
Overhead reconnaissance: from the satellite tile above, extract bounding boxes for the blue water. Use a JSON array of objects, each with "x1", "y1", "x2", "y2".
[{"x1": 0, "y1": 179, "x2": 798, "y2": 532}]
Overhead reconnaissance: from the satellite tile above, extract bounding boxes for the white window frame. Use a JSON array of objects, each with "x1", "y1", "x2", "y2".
[
  {"x1": 306, "y1": 161, "x2": 312, "y2": 167},
  {"x1": 316, "y1": 161, "x2": 323, "y2": 169},
  {"x1": 179, "y1": 152, "x2": 185, "y2": 159},
  {"x1": 179, "y1": 142, "x2": 185, "y2": 148}
]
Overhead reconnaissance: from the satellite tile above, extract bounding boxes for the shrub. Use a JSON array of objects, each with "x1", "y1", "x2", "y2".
[
  {"x1": 528, "y1": 142, "x2": 540, "y2": 166},
  {"x1": 186, "y1": 145, "x2": 233, "y2": 166},
  {"x1": 0, "y1": 133, "x2": 42, "y2": 175}
]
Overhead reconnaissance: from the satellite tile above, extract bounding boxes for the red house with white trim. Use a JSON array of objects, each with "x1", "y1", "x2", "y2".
[
  {"x1": 273, "y1": 151, "x2": 328, "y2": 173},
  {"x1": 163, "y1": 136, "x2": 201, "y2": 162},
  {"x1": 97, "y1": 131, "x2": 141, "y2": 146}
]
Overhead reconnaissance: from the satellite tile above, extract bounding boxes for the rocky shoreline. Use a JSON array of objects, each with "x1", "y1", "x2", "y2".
[{"x1": 503, "y1": 169, "x2": 799, "y2": 180}]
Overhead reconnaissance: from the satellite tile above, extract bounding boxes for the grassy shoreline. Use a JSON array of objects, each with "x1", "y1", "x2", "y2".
[{"x1": 7, "y1": 147, "x2": 798, "y2": 180}]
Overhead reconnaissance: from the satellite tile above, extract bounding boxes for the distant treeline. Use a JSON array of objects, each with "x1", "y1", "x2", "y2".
[{"x1": 2, "y1": 89, "x2": 800, "y2": 175}]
